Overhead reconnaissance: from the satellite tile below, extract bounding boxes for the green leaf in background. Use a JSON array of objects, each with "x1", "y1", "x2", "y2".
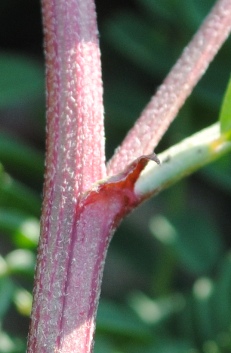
[
  {"x1": 136, "y1": 341, "x2": 195, "y2": 353},
  {"x1": 195, "y1": 58, "x2": 230, "y2": 110},
  {"x1": 0, "y1": 54, "x2": 44, "y2": 109},
  {"x1": 5, "y1": 249, "x2": 36, "y2": 276},
  {"x1": 0, "y1": 132, "x2": 44, "y2": 186},
  {"x1": 104, "y1": 12, "x2": 175, "y2": 78},
  {"x1": 0, "y1": 277, "x2": 15, "y2": 320},
  {"x1": 0, "y1": 331, "x2": 26, "y2": 353},
  {"x1": 0, "y1": 164, "x2": 41, "y2": 217},
  {"x1": 150, "y1": 209, "x2": 223, "y2": 274},
  {"x1": 94, "y1": 335, "x2": 118, "y2": 353},
  {"x1": 202, "y1": 153, "x2": 231, "y2": 193},
  {"x1": 128, "y1": 291, "x2": 184, "y2": 326},
  {"x1": 191, "y1": 277, "x2": 215, "y2": 341},
  {"x1": 135, "y1": 0, "x2": 209, "y2": 29},
  {"x1": 213, "y1": 253, "x2": 231, "y2": 332},
  {"x1": 177, "y1": 263, "x2": 231, "y2": 349},
  {"x1": 0, "y1": 209, "x2": 39, "y2": 248},
  {"x1": 13, "y1": 288, "x2": 32, "y2": 317},
  {"x1": 219, "y1": 74, "x2": 231, "y2": 134},
  {"x1": 96, "y1": 300, "x2": 152, "y2": 342}
]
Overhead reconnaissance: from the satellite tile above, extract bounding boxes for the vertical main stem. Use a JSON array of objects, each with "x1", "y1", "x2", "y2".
[
  {"x1": 27, "y1": 0, "x2": 106, "y2": 352},
  {"x1": 42, "y1": 0, "x2": 106, "y2": 195},
  {"x1": 27, "y1": 192, "x2": 124, "y2": 353},
  {"x1": 57, "y1": 195, "x2": 125, "y2": 352}
]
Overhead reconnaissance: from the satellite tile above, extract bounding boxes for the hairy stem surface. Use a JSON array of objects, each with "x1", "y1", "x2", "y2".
[
  {"x1": 107, "y1": 0, "x2": 231, "y2": 175},
  {"x1": 27, "y1": 0, "x2": 105, "y2": 352}
]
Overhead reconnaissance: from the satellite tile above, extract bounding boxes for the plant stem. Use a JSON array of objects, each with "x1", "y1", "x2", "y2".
[
  {"x1": 107, "y1": 0, "x2": 231, "y2": 175},
  {"x1": 27, "y1": 0, "x2": 105, "y2": 352},
  {"x1": 42, "y1": 0, "x2": 105, "y2": 194},
  {"x1": 135, "y1": 123, "x2": 231, "y2": 199}
]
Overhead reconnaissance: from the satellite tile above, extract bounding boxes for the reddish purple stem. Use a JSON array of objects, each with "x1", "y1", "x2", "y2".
[
  {"x1": 27, "y1": 0, "x2": 106, "y2": 352},
  {"x1": 107, "y1": 0, "x2": 231, "y2": 175}
]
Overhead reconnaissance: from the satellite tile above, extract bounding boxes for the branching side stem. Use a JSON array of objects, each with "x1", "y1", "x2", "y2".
[{"x1": 107, "y1": 0, "x2": 231, "y2": 175}]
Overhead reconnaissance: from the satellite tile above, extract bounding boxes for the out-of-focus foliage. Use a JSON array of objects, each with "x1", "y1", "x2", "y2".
[
  {"x1": 219, "y1": 75, "x2": 231, "y2": 134},
  {"x1": 0, "y1": 0, "x2": 231, "y2": 352},
  {"x1": 0, "y1": 54, "x2": 44, "y2": 109}
]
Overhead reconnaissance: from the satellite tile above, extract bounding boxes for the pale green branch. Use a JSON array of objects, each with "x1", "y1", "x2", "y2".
[{"x1": 135, "y1": 123, "x2": 231, "y2": 198}]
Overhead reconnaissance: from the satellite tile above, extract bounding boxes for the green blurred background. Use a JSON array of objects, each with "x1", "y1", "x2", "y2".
[{"x1": 1, "y1": 0, "x2": 231, "y2": 352}]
